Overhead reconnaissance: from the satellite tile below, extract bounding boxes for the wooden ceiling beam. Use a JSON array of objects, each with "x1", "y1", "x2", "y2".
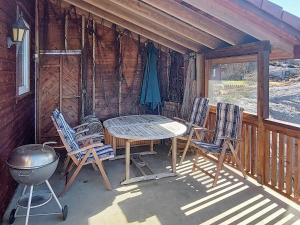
[
  {"x1": 81, "y1": 0, "x2": 203, "y2": 52},
  {"x1": 63, "y1": 0, "x2": 188, "y2": 53},
  {"x1": 141, "y1": 0, "x2": 246, "y2": 46},
  {"x1": 108, "y1": 0, "x2": 224, "y2": 49},
  {"x1": 183, "y1": 0, "x2": 299, "y2": 57}
]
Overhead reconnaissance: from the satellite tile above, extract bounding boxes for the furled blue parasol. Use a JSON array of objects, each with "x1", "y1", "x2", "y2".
[{"x1": 140, "y1": 42, "x2": 161, "y2": 111}]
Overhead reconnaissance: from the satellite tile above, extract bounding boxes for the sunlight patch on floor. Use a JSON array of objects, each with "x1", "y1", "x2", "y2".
[
  {"x1": 273, "y1": 213, "x2": 295, "y2": 225},
  {"x1": 181, "y1": 182, "x2": 245, "y2": 211},
  {"x1": 218, "y1": 198, "x2": 271, "y2": 224},
  {"x1": 200, "y1": 194, "x2": 264, "y2": 224}
]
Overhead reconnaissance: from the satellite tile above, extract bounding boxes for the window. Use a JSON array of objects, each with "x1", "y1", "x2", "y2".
[
  {"x1": 207, "y1": 57, "x2": 257, "y2": 114},
  {"x1": 269, "y1": 59, "x2": 300, "y2": 124},
  {"x1": 16, "y1": 15, "x2": 30, "y2": 96}
]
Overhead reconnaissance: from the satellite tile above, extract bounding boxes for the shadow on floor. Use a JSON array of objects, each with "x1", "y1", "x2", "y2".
[{"x1": 2, "y1": 145, "x2": 300, "y2": 225}]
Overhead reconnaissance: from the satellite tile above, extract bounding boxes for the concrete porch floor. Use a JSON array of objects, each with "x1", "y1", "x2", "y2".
[{"x1": 2, "y1": 144, "x2": 300, "y2": 225}]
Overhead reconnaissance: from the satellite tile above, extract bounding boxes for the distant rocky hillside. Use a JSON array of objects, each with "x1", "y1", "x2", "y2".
[{"x1": 270, "y1": 59, "x2": 300, "y2": 81}]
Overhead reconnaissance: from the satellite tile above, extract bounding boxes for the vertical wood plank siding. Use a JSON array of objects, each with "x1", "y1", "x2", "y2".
[{"x1": 0, "y1": 0, "x2": 35, "y2": 218}]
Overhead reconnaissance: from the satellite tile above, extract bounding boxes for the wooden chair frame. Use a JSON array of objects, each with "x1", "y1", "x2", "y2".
[
  {"x1": 51, "y1": 116, "x2": 112, "y2": 195},
  {"x1": 183, "y1": 109, "x2": 246, "y2": 187},
  {"x1": 170, "y1": 105, "x2": 210, "y2": 160}
]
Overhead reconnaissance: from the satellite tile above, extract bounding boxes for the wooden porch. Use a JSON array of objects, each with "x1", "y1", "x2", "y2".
[
  {"x1": 3, "y1": 146, "x2": 300, "y2": 225},
  {"x1": 1, "y1": 0, "x2": 300, "y2": 223}
]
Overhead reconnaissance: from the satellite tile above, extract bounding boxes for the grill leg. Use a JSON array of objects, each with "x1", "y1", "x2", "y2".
[
  {"x1": 15, "y1": 185, "x2": 28, "y2": 217},
  {"x1": 25, "y1": 185, "x2": 33, "y2": 225},
  {"x1": 45, "y1": 180, "x2": 62, "y2": 210}
]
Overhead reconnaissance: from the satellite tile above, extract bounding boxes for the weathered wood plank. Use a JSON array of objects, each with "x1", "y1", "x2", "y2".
[
  {"x1": 250, "y1": 125, "x2": 257, "y2": 175},
  {"x1": 245, "y1": 125, "x2": 250, "y2": 173},
  {"x1": 295, "y1": 139, "x2": 300, "y2": 199},
  {"x1": 286, "y1": 136, "x2": 292, "y2": 195},
  {"x1": 264, "y1": 129, "x2": 271, "y2": 184},
  {"x1": 271, "y1": 131, "x2": 278, "y2": 186},
  {"x1": 278, "y1": 134, "x2": 285, "y2": 191}
]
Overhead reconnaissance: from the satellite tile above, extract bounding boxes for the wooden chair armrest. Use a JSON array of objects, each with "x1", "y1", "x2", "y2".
[
  {"x1": 193, "y1": 127, "x2": 214, "y2": 133},
  {"x1": 191, "y1": 127, "x2": 214, "y2": 142},
  {"x1": 73, "y1": 123, "x2": 89, "y2": 130},
  {"x1": 218, "y1": 136, "x2": 241, "y2": 142},
  {"x1": 75, "y1": 129, "x2": 89, "y2": 135},
  {"x1": 68, "y1": 143, "x2": 104, "y2": 155},
  {"x1": 193, "y1": 127, "x2": 208, "y2": 131},
  {"x1": 173, "y1": 117, "x2": 187, "y2": 123},
  {"x1": 76, "y1": 134, "x2": 103, "y2": 142}
]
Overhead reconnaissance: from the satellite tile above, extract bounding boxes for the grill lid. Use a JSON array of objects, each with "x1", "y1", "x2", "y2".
[{"x1": 7, "y1": 144, "x2": 58, "y2": 169}]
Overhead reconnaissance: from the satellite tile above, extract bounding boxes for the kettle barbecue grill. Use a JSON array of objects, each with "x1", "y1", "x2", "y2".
[{"x1": 6, "y1": 143, "x2": 68, "y2": 225}]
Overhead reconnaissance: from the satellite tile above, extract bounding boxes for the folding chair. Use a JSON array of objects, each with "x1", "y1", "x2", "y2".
[
  {"x1": 169, "y1": 97, "x2": 210, "y2": 163},
  {"x1": 52, "y1": 112, "x2": 114, "y2": 194},
  {"x1": 184, "y1": 102, "x2": 246, "y2": 187}
]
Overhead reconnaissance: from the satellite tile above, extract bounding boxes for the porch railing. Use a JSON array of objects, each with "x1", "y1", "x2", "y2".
[{"x1": 207, "y1": 108, "x2": 300, "y2": 203}]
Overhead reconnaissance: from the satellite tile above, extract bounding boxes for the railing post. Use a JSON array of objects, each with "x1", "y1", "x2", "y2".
[
  {"x1": 196, "y1": 53, "x2": 205, "y2": 97},
  {"x1": 256, "y1": 48, "x2": 270, "y2": 184}
]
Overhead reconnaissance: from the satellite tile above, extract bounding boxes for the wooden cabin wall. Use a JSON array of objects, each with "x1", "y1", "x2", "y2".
[
  {"x1": 38, "y1": 0, "x2": 172, "y2": 128},
  {"x1": 0, "y1": 0, "x2": 35, "y2": 219}
]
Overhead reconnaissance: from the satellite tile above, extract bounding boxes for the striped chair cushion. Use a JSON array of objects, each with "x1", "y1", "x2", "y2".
[
  {"x1": 52, "y1": 110, "x2": 114, "y2": 161},
  {"x1": 187, "y1": 97, "x2": 209, "y2": 134},
  {"x1": 76, "y1": 144, "x2": 115, "y2": 162},
  {"x1": 212, "y1": 103, "x2": 243, "y2": 148},
  {"x1": 192, "y1": 141, "x2": 222, "y2": 154}
]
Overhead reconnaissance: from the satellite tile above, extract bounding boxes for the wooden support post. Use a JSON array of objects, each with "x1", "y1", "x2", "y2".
[
  {"x1": 65, "y1": 14, "x2": 68, "y2": 50},
  {"x1": 118, "y1": 33, "x2": 122, "y2": 116},
  {"x1": 34, "y1": 0, "x2": 39, "y2": 143},
  {"x1": 256, "y1": 49, "x2": 270, "y2": 184},
  {"x1": 59, "y1": 56, "x2": 63, "y2": 111},
  {"x1": 92, "y1": 20, "x2": 96, "y2": 114},
  {"x1": 81, "y1": 15, "x2": 85, "y2": 119},
  {"x1": 196, "y1": 53, "x2": 204, "y2": 97}
]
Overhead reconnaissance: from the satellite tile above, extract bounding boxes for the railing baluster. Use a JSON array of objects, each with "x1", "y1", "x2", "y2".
[
  {"x1": 264, "y1": 129, "x2": 270, "y2": 184},
  {"x1": 278, "y1": 134, "x2": 285, "y2": 191},
  {"x1": 295, "y1": 139, "x2": 300, "y2": 199},
  {"x1": 286, "y1": 136, "x2": 292, "y2": 195},
  {"x1": 271, "y1": 131, "x2": 278, "y2": 186},
  {"x1": 240, "y1": 123, "x2": 246, "y2": 169},
  {"x1": 251, "y1": 125, "x2": 257, "y2": 176},
  {"x1": 245, "y1": 125, "x2": 250, "y2": 173}
]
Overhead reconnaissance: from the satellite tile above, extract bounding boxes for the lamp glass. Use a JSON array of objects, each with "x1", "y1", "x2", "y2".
[{"x1": 12, "y1": 15, "x2": 29, "y2": 43}]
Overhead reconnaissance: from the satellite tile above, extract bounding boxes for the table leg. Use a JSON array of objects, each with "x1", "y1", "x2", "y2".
[
  {"x1": 150, "y1": 140, "x2": 154, "y2": 152},
  {"x1": 172, "y1": 137, "x2": 177, "y2": 173},
  {"x1": 112, "y1": 136, "x2": 117, "y2": 155},
  {"x1": 125, "y1": 140, "x2": 131, "y2": 181}
]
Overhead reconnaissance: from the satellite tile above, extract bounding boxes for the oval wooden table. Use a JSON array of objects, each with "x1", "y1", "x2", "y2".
[{"x1": 103, "y1": 115, "x2": 187, "y2": 185}]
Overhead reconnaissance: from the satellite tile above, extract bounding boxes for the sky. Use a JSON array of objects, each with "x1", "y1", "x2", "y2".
[{"x1": 269, "y1": 0, "x2": 300, "y2": 17}]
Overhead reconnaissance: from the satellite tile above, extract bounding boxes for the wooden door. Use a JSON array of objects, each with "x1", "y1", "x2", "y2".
[{"x1": 38, "y1": 54, "x2": 81, "y2": 143}]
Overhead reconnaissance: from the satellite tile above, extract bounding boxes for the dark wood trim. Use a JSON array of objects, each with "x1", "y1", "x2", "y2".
[
  {"x1": 256, "y1": 49, "x2": 270, "y2": 184},
  {"x1": 295, "y1": 45, "x2": 300, "y2": 59},
  {"x1": 204, "y1": 41, "x2": 271, "y2": 60},
  {"x1": 257, "y1": 50, "x2": 270, "y2": 119}
]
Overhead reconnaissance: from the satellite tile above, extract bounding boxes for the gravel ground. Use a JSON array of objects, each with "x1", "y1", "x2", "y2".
[{"x1": 269, "y1": 82, "x2": 300, "y2": 124}]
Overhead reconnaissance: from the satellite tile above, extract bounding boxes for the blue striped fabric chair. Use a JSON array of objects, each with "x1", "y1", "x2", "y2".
[
  {"x1": 53, "y1": 108, "x2": 104, "y2": 141},
  {"x1": 183, "y1": 102, "x2": 246, "y2": 187},
  {"x1": 51, "y1": 111, "x2": 114, "y2": 194},
  {"x1": 173, "y1": 97, "x2": 210, "y2": 163}
]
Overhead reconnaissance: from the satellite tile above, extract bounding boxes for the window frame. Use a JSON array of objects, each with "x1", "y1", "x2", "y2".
[
  {"x1": 16, "y1": 12, "x2": 30, "y2": 97},
  {"x1": 205, "y1": 55, "x2": 258, "y2": 115}
]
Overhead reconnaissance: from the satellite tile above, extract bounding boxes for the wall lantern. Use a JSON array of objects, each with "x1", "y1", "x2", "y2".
[{"x1": 7, "y1": 15, "x2": 29, "y2": 48}]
